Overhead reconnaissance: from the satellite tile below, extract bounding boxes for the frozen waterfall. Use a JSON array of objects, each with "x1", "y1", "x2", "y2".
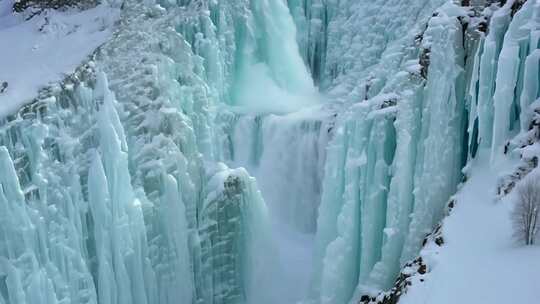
[{"x1": 0, "y1": 0, "x2": 538, "y2": 304}]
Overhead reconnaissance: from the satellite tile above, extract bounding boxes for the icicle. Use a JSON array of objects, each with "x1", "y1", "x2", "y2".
[
  {"x1": 88, "y1": 72, "x2": 151, "y2": 304},
  {"x1": 519, "y1": 49, "x2": 540, "y2": 131},
  {"x1": 363, "y1": 88, "x2": 422, "y2": 293},
  {"x1": 476, "y1": 2, "x2": 513, "y2": 149},
  {"x1": 199, "y1": 167, "x2": 276, "y2": 304},
  {"x1": 158, "y1": 174, "x2": 193, "y2": 303},
  {"x1": 401, "y1": 5, "x2": 467, "y2": 265},
  {"x1": 490, "y1": 0, "x2": 540, "y2": 161}
]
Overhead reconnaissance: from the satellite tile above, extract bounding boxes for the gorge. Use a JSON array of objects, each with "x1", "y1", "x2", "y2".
[{"x1": 0, "y1": 0, "x2": 539, "y2": 303}]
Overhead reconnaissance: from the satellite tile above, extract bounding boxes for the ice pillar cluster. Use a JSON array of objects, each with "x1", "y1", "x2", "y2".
[
  {"x1": 306, "y1": 0, "x2": 540, "y2": 303},
  {"x1": 0, "y1": 63, "x2": 274, "y2": 303},
  {"x1": 0, "y1": 0, "x2": 315, "y2": 301}
]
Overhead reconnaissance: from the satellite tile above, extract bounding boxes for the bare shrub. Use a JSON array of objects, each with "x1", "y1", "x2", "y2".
[{"x1": 512, "y1": 178, "x2": 540, "y2": 245}]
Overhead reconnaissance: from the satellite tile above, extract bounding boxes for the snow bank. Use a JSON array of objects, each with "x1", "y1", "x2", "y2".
[
  {"x1": 0, "y1": 0, "x2": 119, "y2": 117},
  {"x1": 400, "y1": 150, "x2": 540, "y2": 304}
]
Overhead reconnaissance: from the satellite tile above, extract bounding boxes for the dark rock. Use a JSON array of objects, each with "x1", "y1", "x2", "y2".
[
  {"x1": 13, "y1": 0, "x2": 100, "y2": 13},
  {"x1": 418, "y1": 264, "x2": 427, "y2": 274},
  {"x1": 380, "y1": 97, "x2": 398, "y2": 109},
  {"x1": 0, "y1": 82, "x2": 7, "y2": 93},
  {"x1": 477, "y1": 21, "x2": 488, "y2": 33},
  {"x1": 360, "y1": 295, "x2": 370, "y2": 302},
  {"x1": 511, "y1": 0, "x2": 526, "y2": 17},
  {"x1": 419, "y1": 48, "x2": 430, "y2": 79},
  {"x1": 224, "y1": 175, "x2": 243, "y2": 198}
]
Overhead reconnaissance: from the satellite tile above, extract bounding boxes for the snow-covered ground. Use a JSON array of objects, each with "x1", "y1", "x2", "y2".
[
  {"x1": 400, "y1": 150, "x2": 540, "y2": 304},
  {"x1": 269, "y1": 218, "x2": 315, "y2": 304},
  {"x1": 0, "y1": 0, "x2": 119, "y2": 117}
]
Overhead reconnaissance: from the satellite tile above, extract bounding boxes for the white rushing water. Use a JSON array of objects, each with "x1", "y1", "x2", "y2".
[{"x1": 227, "y1": 108, "x2": 331, "y2": 303}]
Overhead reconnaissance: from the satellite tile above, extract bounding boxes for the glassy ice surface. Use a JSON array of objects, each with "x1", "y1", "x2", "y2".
[{"x1": 0, "y1": 0, "x2": 538, "y2": 303}]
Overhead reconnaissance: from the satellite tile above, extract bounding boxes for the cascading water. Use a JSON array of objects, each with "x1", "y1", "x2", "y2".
[{"x1": 222, "y1": 109, "x2": 332, "y2": 303}]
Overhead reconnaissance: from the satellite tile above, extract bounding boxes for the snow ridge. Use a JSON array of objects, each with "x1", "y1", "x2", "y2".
[{"x1": 0, "y1": 0, "x2": 120, "y2": 117}]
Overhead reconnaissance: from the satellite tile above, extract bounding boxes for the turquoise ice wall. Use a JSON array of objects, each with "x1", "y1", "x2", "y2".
[{"x1": 0, "y1": 1, "x2": 538, "y2": 304}]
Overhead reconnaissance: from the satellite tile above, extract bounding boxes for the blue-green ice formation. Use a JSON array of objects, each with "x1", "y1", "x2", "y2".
[{"x1": 0, "y1": 0, "x2": 538, "y2": 303}]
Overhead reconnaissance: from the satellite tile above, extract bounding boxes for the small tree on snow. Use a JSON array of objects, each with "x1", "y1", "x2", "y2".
[{"x1": 512, "y1": 178, "x2": 540, "y2": 245}]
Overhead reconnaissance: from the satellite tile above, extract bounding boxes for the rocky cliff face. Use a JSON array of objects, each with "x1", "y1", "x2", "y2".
[{"x1": 13, "y1": 0, "x2": 99, "y2": 13}]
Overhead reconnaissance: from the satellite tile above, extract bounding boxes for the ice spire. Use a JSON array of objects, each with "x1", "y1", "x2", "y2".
[{"x1": 88, "y1": 72, "x2": 152, "y2": 304}]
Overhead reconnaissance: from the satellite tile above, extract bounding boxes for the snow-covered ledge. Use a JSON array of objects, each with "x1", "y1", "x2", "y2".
[{"x1": 0, "y1": 0, "x2": 120, "y2": 118}]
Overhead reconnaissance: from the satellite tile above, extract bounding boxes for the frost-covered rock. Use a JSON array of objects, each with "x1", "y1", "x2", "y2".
[
  {"x1": 12, "y1": 0, "x2": 99, "y2": 13},
  {"x1": 200, "y1": 167, "x2": 274, "y2": 304}
]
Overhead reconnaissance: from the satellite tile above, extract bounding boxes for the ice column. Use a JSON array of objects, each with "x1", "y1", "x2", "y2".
[
  {"x1": 400, "y1": 5, "x2": 467, "y2": 265},
  {"x1": 310, "y1": 95, "x2": 398, "y2": 303},
  {"x1": 476, "y1": 3, "x2": 512, "y2": 149},
  {"x1": 491, "y1": 0, "x2": 540, "y2": 160},
  {"x1": 309, "y1": 4, "x2": 468, "y2": 302},
  {"x1": 87, "y1": 73, "x2": 155, "y2": 304},
  {"x1": 199, "y1": 167, "x2": 275, "y2": 304}
]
